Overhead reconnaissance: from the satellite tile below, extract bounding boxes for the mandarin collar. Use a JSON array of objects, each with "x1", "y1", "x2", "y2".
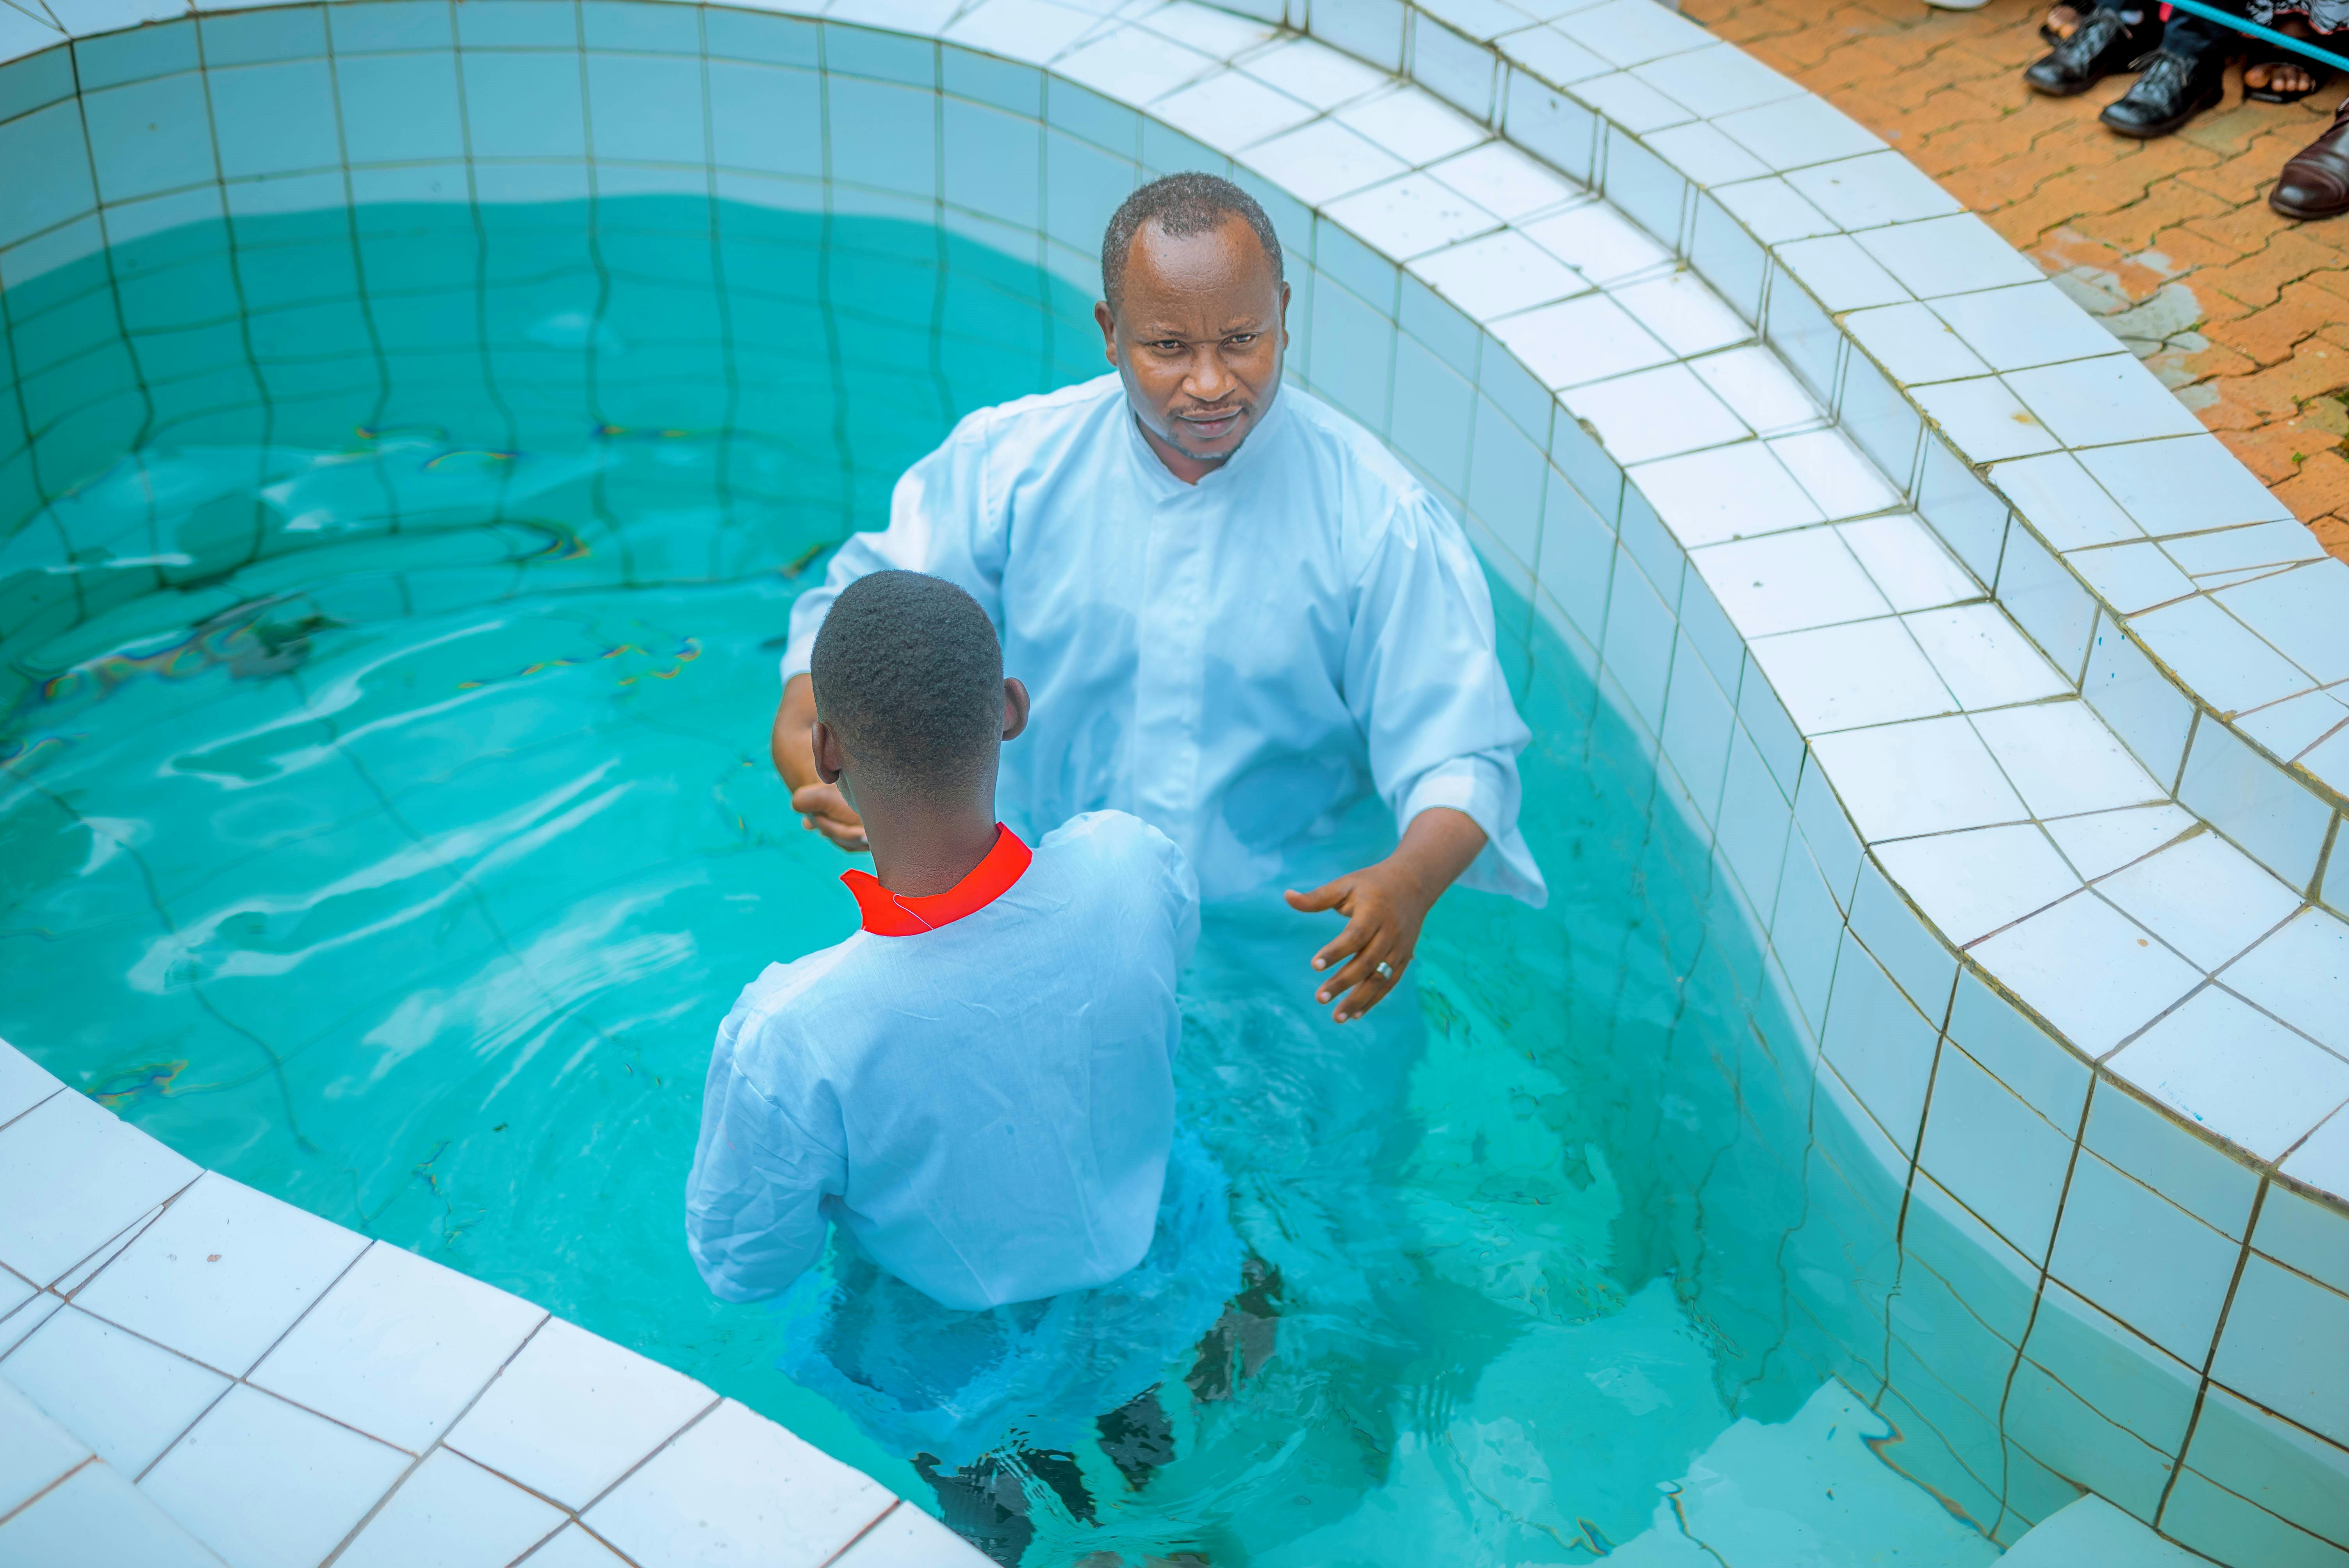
[{"x1": 841, "y1": 825, "x2": 1033, "y2": 935}]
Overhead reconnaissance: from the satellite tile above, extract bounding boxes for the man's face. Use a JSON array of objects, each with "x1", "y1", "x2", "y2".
[{"x1": 1096, "y1": 214, "x2": 1290, "y2": 479}]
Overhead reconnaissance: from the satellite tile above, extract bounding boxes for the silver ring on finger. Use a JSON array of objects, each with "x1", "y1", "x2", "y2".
[{"x1": 1375, "y1": 960, "x2": 1395, "y2": 981}]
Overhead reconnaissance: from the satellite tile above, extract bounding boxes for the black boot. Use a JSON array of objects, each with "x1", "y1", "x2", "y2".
[
  {"x1": 2099, "y1": 46, "x2": 2229, "y2": 137},
  {"x1": 2024, "y1": 7, "x2": 2160, "y2": 96}
]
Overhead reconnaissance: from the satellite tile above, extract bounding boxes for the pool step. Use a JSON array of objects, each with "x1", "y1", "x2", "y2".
[{"x1": 1999, "y1": 1495, "x2": 2208, "y2": 1565}]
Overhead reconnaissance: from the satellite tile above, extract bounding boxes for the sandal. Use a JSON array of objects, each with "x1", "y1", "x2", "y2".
[{"x1": 2245, "y1": 48, "x2": 2331, "y2": 103}]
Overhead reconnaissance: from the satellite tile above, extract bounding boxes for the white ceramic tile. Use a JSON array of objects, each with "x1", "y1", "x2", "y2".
[
  {"x1": 1785, "y1": 149, "x2": 1963, "y2": 230},
  {"x1": 1697, "y1": 349, "x2": 1827, "y2": 440},
  {"x1": 2048, "y1": 1147, "x2": 2240, "y2": 1366},
  {"x1": 2282, "y1": 1103, "x2": 2349, "y2": 1197},
  {"x1": 2129, "y1": 597, "x2": 2313, "y2": 716},
  {"x1": 2003, "y1": 1495, "x2": 2203, "y2": 1568},
  {"x1": 1134, "y1": 0, "x2": 1273, "y2": 57},
  {"x1": 1987, "y1": 451, "x2": 2141, "y2": 550},
  {"x1": 1519, "y1": 199, "x2": 1671, "y2": 285},
  {"x1": 140, "y1": 1385, "x2": 409, "y2": 1568},
  {"x1": 831, "y1": 1500, "x2": 990, "y2": 1564},
  {"x1": 1333, "y1": 84, "x2": 1487, "y2": 164},
  {"x1": 1748, "y1": 622, "x2": 1953, "y2": 734},
  {"x1": 1932, "y1": 281, "x2": 2130, "y2": 373},
  {"x1": 1855, "y1": 212, "x2": 2042, "y2": 298},
  {"x1": 1239, "y1": 36, "x2": 1390, "y2": 111},
  {"x1": 2217, "y1": 906, "x2": 2349, "y2": 1057},
  {"x1": 1877, "y1": 823, "x2": 2082, "y2": 945},
  {"x1": 2097, "y1": 832, "x2": 2304, "y2": 972},
  {"x1": 940, "y1": 0, "x2": 1097, "y2": 64},
  {"x1": 2042, "y1": 803, "x2": 2197, "y2": 880},
  {"x1": 1324, "y1": 173, "x2": 1498, "y2": 260},
  {"x1": 1630, "y1": 442, "x2": 1821, "y2": 548},
  {"x1": 250, "y1": 1241, "x2": 546, "y2": 1452},
  {"x1": 582, "y1": 1400, "x2": 894, "y2": 1568},
  {"x1": 1969, "y1": 702, "x2": 2165, "y2": 820},
  {"x1": 2084, "y1": 1082, "x2": 2261, "y2": 1238},
  {"x1": 1809, "y1": 715, "x2": 2025, "y2": 840},
  {"x1": 0, "y1": 1273, "x2": 30, "y2": 1325},
  {"x1": 1054, "y1": 26, "x2": 1215, "y2": 102},
  {"x1": 1629, "y1": 39, "x2": 1802, "y2": 116},
  {"x1": 74, "y1": 1172, "x2": 365, "y2": 1377},
  {"x1": 1912, "y1": 377, "x2": 2061, "y2": 463},
  {"x1": 1843, "y1": 301, "x2": 1988, "y2": 387},
  {"x1": 1571, "y1": 71, "x2": 1696, "y2": 135},
  {"x1": 2007, "y1": 355, "x2": 2206, "y2": 448},
  {"x1": 0, "y1": 1297, "x2": 61, "y2": 1360},
  {"x1": 1492, "y1": 292, "x2": 1672, "y2": 388},
  {"x1": 0, "y1": 1374, "x2": 89, "y2": 1518},
  {"x1": 1713, "y1": 92, "x2": 1881, "y2": 171},
  {"x1": 1901, "y1": 604, "x2": 2068, "y2": 709},
  {"x1": 1973, "y1": 892, "x2": 2203, "y2": 1052},
  {"x1": 1837, "y1": 515, "x2": 1976, "y2": 611},
  {"x1": 1, "y1": 1306, "x2": 229, "y2": 1477},
  {"x1": 1918, "y1": 1039, "x2": 2074, "y2": 1257},
  {"x1": 2240, "y1": 686, "x2": 2349, "y2": 757},
  {"x1": 1712, "y1": 174, "x2": 1839, "y2": 243},
  {"x1": 1608, "y1": 271, "x2": 1748, "y2": 356},
  {"x1": 2, "y1": 1455, "x2": 233, "y2": 1566},
  {"x1": 1238, "y1": 119, "x2": 1408, "y2": 205},
  {"x1": 2069, "y1": 541, "x2": 2195, "y2": 615},
  {"x1": 446, "y1": 1317, "x2": 714, "y2": 1509},
  {"x1": 1499, "y1": 24, "x2": 1611, "y2": 86},
  {"x1": 2112, "y1": 988, "x2": 2349, "y2": 1159},
  {"x1": 1554, "y1": 0, "x2": 1712, "y2": 66},
  {"x1": 337, "y1": 1448, "x2": 567, "y2": 1568},
  {"x1": 2077, "y1": 435, "x2": 2295, "y2": 539},
  {"x1": 1773, "y1": 234, "x2": 1905, "y2": 312},
  {"x1": 0, "y1": 1044, "x2": 61, "y2": 1128},
  {"x1": 1409, "y1": 229, "x2": 1589, "y2": 319},
  {"x1": 1561, "y1": 363, "x2": 1747, "y2": 463},
  {"x1": 49, "y1": 1202, "x2": 164, "y2": 1302},
  {"x1": 1425, "y1": 141, "x2": 1576, "y2": 222},
  {"x1": 2165, "y1": 519, "x2": 2329, "y2": 576},
  {"x1": 2208, "y1": 1254, "x2": 2349, "y2": 1450},
  {"x1": 1643, "y1": 121, "x2": 1770, "y2": 185},
  {"x1": 1693, "y1": 529, "x2": 1887, "y2": 636},
  {"x1": 519, "y1": 1524, "x2": 633, "y2": 1567},
  {"x1": 0, "y1": 1092, "x2": 198, "y2": 1289},
  {"x1": 1149, "y1": 68, "x2": 1316, "y2": 153}
]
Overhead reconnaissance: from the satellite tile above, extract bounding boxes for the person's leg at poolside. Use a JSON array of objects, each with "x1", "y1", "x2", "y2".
[
  {"x1": 2272, "y1": 11, "x2": 2349, "y2": 216},
  {"x1": 2099, "y1": 2, "x2": 2246, "y2": 134}
]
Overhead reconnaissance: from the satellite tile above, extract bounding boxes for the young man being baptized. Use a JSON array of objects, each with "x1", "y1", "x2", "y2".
[{"x1": 687, "y1": 569, "x2": 1239, "y2": 1561}]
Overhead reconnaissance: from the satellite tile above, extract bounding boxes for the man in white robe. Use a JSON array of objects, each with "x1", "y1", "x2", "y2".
[{"x1": 773, "y1": 173, "x2": 1543, "y2": 1021}]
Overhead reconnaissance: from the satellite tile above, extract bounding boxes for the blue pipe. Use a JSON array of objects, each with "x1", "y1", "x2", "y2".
[{"x1": 2157, "y1": 0, "x2": 2349, "y2": 73}]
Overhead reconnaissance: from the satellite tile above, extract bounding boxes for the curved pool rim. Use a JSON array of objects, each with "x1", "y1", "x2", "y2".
[{"x1": 0, "y1": 0, "x2": 2344, "y2": 1562}]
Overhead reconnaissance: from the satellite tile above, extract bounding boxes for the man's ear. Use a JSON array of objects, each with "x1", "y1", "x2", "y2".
[
  {"x1": 1002, "y1": 676, "x2": 1032, "y2": 743},
  {"x1": 1094, "y1": 299, "x2": 1119, "y2": 369},
  {"x1": 811, "y1": 718, "x2": 845, "y2": 785},
  {"x1": 1278, "y1": 278, "x2": 1292, "y2": 345}
]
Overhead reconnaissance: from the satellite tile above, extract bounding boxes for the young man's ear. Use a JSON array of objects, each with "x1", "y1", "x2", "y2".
[
  {"x1": 1002, "y1": 677, "x2": 1031, "y2": 743},
  {"x1": 811, "y1": 718, "x2": 845, "y2": 785}
]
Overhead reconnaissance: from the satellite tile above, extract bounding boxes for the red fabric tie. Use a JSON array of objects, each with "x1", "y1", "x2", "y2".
[{"x1": 842, "y1": 825, "x2": 1033, "y2": 935}]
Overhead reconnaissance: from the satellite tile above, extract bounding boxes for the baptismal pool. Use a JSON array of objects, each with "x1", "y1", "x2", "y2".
[{"x1": 1, "y1": 196, "x2": 2006, "y2": 1564}]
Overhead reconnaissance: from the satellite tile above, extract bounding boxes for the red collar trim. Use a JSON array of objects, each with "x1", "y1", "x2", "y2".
[{"x1": 842, "y1": 826, "x2": 1033, "y2": 936}]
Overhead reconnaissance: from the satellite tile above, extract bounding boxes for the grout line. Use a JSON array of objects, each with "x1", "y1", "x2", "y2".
[
  {"x1": 0, "y1": 1454, "x2": 95, "y2": 1531},
  {"x1": 2156, "y1": 1176, "x2": 2269, "y2": 1530},
  {"x1": 816, "y1": 1499, "x2": 902, "y2": 1568}
]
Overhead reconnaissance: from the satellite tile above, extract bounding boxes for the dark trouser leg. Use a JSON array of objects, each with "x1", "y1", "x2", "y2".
[
  {"x1": 1183, "y1": 1254, "x2": 1283, "y2": 1405},
  {"x1": 1096, "y1": 1386, "x2": 1177, "y2": 1491}
]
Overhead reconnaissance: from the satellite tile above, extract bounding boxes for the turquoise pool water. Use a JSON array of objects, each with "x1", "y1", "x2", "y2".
[{"x1": 0, "y1": 198, "x2": 2009, "y2": 1563}]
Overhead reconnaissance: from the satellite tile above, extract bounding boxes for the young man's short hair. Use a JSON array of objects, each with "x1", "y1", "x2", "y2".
[
  {"x1": 1100, "y1": 172, "x2": 1285, "y2": 320},
  {"x1": 809, "y1": 571, "x2": 1003, "y2": 795}
]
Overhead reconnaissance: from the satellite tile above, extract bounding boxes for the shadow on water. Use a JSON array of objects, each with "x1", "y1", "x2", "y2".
[{"x1": 0, "y1": 198, "x2": 1981, "y2": 1564}]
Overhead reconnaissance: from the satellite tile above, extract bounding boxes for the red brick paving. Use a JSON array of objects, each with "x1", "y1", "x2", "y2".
[{"x1": 1681, "y1": 0, "x2": 2349, "y2": 560}]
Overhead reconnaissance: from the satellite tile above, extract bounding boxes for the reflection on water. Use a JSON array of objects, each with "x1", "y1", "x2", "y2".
[{"x1": 1, "y1": 200, "x2": 2008, "y2": 1563}]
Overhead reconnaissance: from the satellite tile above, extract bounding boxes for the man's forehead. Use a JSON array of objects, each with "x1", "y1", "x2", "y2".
[{"x1": 1120, "y1": 215, "x2": 1278, "y2": 295}]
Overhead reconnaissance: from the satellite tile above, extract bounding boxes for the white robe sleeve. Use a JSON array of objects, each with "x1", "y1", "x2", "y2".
[
  {"x1": 1347, "y1": 491, "x2": 1548, "y2": 908},
  {"x1": 779, "y1": 414, "x2": 1009, "y2": 683},
  {"x1": 684, "y1": 1004, "x2": 847, "y2": 1304}
]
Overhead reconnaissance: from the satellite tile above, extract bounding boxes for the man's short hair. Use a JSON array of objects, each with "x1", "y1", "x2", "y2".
[
  {"x1": 810, "y1": 571, "x2": 1003, "y2": 795},
  {"x1": 1100, "y1": 172, "x2": 1285, "y2": 320}
]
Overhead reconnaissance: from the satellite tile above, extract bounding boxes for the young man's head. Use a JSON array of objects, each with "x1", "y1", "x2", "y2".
[
  {"x1": 1096, "y1": 172, "x2": 1290, "y2": 478},
  {"x1": 807, "y1": 571, "x2": 1028, "y2": 821}
]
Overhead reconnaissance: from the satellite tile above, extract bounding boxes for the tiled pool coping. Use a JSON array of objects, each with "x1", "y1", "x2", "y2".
[
  {"x1": 0, "y1": 1037, "x2": 985, "y2": 1565},
  {"x1": 0, "y1": 0, "x2": 2346, "y2": 1561}
]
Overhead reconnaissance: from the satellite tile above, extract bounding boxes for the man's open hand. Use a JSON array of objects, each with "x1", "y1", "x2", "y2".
[
  {"x1": 790, "y1": 781, "x2": 869, "y2": 852},
  {"x1": 1283, "y1": 807, "x2": 1487, "y2": 1023}
]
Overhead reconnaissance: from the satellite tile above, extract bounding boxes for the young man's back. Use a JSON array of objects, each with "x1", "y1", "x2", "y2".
[{"x1": 687, "y1": 809, "x2": 1195, "y2": 1311}]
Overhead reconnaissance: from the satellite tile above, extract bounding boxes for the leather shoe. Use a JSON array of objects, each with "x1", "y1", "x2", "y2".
[
  {"x1": 2024, "y1": 8, "x2": 2158, "y2": 96},
  {"x1": 2274, "y1": 102, "x2": 2349, "y2": 219},
  {"x1": 2098, "y1": 48, "x2": 2227, "y2": 137}
]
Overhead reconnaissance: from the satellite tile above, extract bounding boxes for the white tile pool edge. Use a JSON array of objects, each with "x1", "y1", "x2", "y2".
[
  {"x1": 0, "y1": 1040, "x2": 986, "y2": 1565},
  {"x1": 0, "y1": 0, "x2": 2345, "y2": 1560}
]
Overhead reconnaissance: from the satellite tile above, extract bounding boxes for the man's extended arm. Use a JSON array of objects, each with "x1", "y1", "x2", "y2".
[{"x1": 1284, "y1": 805, "x2": 1486, "y2": 1022}]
